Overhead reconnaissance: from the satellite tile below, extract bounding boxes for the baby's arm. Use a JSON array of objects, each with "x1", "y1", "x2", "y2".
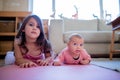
[
  {"x1": 80, "y1": 59, "x2": 90, "y2": 65},
  {"x1": 79, "y1": 49, "x2": 91, "y2": 65},
  {"x1": 53, "y1": 51, "x2": 65, "y2": 66},
  {"x1": 53, "y1": 60, "x2": 62, "y2": 66},
  {"x1": 14, "y1": 38, "x2": 37, "y2": 68}
]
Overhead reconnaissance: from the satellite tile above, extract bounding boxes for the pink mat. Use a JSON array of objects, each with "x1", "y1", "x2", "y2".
[{"x1": 0, "y1": 64, "x2": 120, "y2": 80}]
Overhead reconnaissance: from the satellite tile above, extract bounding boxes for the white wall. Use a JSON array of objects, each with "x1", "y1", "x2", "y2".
[
  {"x1": 0, "y1": 0, "x2": 33, "y2": 11},
  {"x1": 0, "y1": 0, "x2": 3, "y2": 11}
]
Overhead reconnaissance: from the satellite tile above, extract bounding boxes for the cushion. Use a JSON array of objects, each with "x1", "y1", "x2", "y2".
[
  {"x1": 98, "y1": 20, "x2": 112, "y2": 31},
  {"x1": 49, "y1": 19, "x2": 66, "y2": 54},
  {"x1": 63, "y1": 18, "x2": 98, "y2": 32},
  {"x1": 63, "y1": 31, "x2": 119, "y2": 43}
]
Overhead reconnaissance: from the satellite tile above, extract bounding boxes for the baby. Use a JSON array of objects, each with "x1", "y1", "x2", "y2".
[{"x1": 53, "y1": 33, "x2": 91, "y2": 65}]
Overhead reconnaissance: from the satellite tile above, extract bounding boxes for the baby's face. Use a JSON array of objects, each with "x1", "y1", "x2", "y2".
[{"x1": 68, "y1": 36, "x2": 84, "y2": 54}]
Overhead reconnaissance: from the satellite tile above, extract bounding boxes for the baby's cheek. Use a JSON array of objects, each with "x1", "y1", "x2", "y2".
[{"x1": 80, "y1": 46, "x2": 84, "y2": 49}]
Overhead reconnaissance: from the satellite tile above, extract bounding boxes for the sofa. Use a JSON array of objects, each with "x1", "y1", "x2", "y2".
[{"x1": 48, "y1": 18, "x2": 120, "y2": 56}]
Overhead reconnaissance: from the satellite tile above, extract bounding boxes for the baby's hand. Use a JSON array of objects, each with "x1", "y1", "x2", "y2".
[
  {"x1": 53, "y1": 61, "x2": 61, "y2": 66},
  {"x1": 80, "y1": 59, "x2": 90, "y2": 65},
  {"x1": 19, "y1": 61, "x2": 38, "y2": 68}
]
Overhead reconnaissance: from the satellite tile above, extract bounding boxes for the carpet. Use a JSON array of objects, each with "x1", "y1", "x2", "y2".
[
  {"x1": 1, "y1": 65, "x2": 120, "y2": 80},
  {"x1": 91, "y1": 58, "x2": 120, "y2": 72}
]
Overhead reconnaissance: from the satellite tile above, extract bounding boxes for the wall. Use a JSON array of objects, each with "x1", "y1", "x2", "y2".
[
  {"x1": 0, "y1": 0, "x2": 3, "y2": 11},
  {"x1": 0, "y1": 0, "x2": 33, "y2": 11}
]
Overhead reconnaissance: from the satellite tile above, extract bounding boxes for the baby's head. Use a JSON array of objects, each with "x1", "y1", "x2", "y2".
[
  {"x1": 67, "y1": 33, "x2": 84, "y2": 53},
  {"x1": 68, "y1": 33, "x2": 83, "y2": 41}
]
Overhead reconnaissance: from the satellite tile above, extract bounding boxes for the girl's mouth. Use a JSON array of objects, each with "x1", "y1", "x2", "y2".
[{"x1": 31, "y1": 31, "x2": 37, "y2": 34}]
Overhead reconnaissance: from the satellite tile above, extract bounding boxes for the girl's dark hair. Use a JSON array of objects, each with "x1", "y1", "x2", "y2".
[{"x1": 16, "y1": 14, "x2": 52, "y2": 54}]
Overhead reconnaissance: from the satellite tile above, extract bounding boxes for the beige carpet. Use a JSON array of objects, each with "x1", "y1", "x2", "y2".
[{"x1": 91, "y1": 58, "x2": 120, "y2": 72}]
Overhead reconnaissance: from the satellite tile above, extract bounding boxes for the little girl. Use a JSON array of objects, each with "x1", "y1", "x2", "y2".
[
  {"x1": 53, "y1": 33, "x2": 91, "y2": 66},
  {"x1": 14, "y1": 14, "x2": 53, "y2": 68}
]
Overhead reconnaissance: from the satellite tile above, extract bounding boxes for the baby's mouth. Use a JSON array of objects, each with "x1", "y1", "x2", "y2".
[{"x1": 75, "y1": 50, "x2": 80, "y2": 53}]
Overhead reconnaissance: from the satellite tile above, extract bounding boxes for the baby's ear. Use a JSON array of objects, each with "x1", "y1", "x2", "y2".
[
  {"x1": 67, "y1": 42, "x2": 70, "y2": 46},
  {"x1": 22, "y1": 29, "x2": 25, "y2": 32}
]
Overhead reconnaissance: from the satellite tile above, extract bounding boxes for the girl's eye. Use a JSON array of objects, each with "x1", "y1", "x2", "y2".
[
  {"x1": 37, "y1": 26, "x2": 40, "y2": 28},
  {"x1": 29, "y1": 23, "x2": 34, "y2": 26}
]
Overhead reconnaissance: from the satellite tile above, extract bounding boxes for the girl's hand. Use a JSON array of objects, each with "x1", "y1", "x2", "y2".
[
  {"x1": 16, "y1": 58, "x2": 38, "y2": 68},
  {"x1": 36, "y1": 57, "x2": 53, "y2": 66},
  {"x1": 36, "y1": 59, "x2": 49, "y2": 66},
  {"x1": 19, "y1": 61, "x2": 38, "y2": 68}
]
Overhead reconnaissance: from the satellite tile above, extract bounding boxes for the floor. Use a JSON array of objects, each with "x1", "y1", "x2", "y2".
[
  {"x1": 0, "y1": 59, "x2": 4, "y2": 67},
  {"x1": 1, "y1": 58, "x2": 120, "y2": 71},
  {"x1": 91, "y1": 58, "x2": 120, "y2": 72}
]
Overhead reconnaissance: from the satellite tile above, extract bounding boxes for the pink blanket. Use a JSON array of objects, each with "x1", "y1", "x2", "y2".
[{"x1": 0, "y1": 64, "x2": 120, "y2": 80}]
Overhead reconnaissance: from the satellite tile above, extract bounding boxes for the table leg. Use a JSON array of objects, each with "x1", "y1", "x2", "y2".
[{"x1": 110, "y1": 31, "x2": 115, "y2": 60}]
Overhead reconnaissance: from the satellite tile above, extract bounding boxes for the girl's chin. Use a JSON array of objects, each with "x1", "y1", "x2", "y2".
[
  {"x1": 29, "y1": 35, "x2": 39, "y2": 38},
  {"x1": 29, "y1": 37, "x2": 37, "y2": 39}
]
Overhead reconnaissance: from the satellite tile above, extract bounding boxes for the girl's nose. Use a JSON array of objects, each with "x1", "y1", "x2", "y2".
[{"x1": 33, "y1": 26, "x2": 37, "y2": 29}]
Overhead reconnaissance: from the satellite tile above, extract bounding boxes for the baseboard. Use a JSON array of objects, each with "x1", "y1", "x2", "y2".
[
  {"x1": 0, "y1": 55, "x2": 5, "y2": 59},
  {"x1": 0, "y1": 53, "x2": 120, "y2": 59},
  {"x1": 91, "y1": 53, "x2": 120, "y2": 58}
]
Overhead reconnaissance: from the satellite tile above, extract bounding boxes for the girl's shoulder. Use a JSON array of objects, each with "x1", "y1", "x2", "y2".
[
  {"x1": 43, "y1": 39, "x2": 51, "y2": 47},
  {"x1": 14, "y1": 38, "x2": 21, "y2": 45},
  {"x1": 43, "y1": 39, "x2": 52, "y2": 53}
]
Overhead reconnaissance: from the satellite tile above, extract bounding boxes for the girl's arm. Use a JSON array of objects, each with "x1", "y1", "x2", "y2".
[
  {"x1": 36, "y1": 40, "x2": 54, "y2": 66},
  {"x1": 36, "y1": 52, "x2": 53, "y2": 66},
  {"x1": 14, "y1": 38, "x2": 37, "y2": 67},
  {"x1": 14, "y1": 38, "x2": 24, "y2": 65}
]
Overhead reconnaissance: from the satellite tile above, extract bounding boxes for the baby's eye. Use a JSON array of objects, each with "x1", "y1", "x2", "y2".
[
  {"x1": 80, "y1": 44, "x2": 83, "y2": 46},
  {"x1": 73, "y1": 43, "x2": 77, "y2": 46}
]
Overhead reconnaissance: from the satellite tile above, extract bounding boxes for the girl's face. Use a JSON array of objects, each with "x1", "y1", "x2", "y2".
[
  {"x1": 23, "y1": 17, "x2": 40, "y2": 40},
  {"x1": 68, "y1": 36, "x2": 84, "y2": 54}
]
